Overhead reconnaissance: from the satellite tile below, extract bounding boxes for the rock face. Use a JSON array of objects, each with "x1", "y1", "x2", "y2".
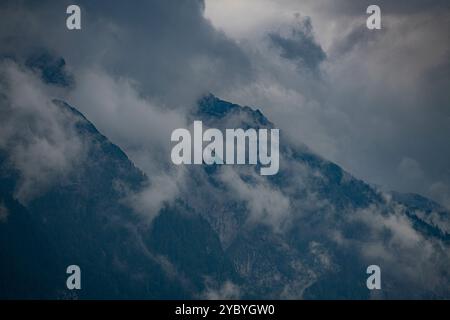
[
  {"x1": 188, "y1": 95, "x2": 450, "y2": 299},
  {"x1": 0, "y1": 59, "x2": 449, "y2": 299}
]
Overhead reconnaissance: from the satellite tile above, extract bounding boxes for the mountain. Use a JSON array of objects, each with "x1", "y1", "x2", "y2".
[
  {"x1": 0, "y1": 94, "x2": 246, "y2": 299},
  {"x1": 189, "y1": 95, "x2": 450, "y2": 299},
  {"x1": 0, "y1": 57, "x2": 449, "y2": 299}
]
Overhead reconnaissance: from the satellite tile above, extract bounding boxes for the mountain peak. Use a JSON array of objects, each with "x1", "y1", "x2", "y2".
[
  {"x1": 196, "y1": 94, "x2": 272, "y2": 129},
  {"x1": 25, "y1": 51, "x2": 74, "y2": 87}
]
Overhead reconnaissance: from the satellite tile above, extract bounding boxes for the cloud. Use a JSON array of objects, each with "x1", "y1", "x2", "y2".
[
  {"x1": 202, "y1": 280, "x2": 241, "y2": 300},
  {"x1": 0, "y1": 0, "x2": 252, "y2": 108},
  {"x1": 68, "y1": 68, "x2": 186, "y2": 173},
  {"x1": 0, "y1": 57, "x2": 187, "y2": 221},
  {"x1": 269, "y1": 15, "x2": 326, "y2": 70},
  {"x1": 0, "y1": 0, "x2": 255, "y2": 216},
  {"x1": 397, "y1": 157, "x2": 425, "y2": 189},
  {"x1": 429, "y1": 182, "x2": 450, "y2": 210},
  {"x1": 219, "y1": 166, "x2": 291, "y2": 231},
  {"x1": 65, "y1": 67, "x2": 190, "y2": 221},
  {"x1": 206, "y1": 0, "x2": 450, "y2": 209},
  {"x1": 342, "y1": 202, "x2": 450, "y2": 294},
  {"x1": 123, "y1": 171, "x2": 185, "y2": 223},
  {"x1": 0, "y1": 60, "x2": 85, "y2": 202},
  {"x1": 3, "y1": 0, "x2": 447, "y2": 210},
  {"x1": 316, "y1": 0, "x2": 450, "y2": 16}
]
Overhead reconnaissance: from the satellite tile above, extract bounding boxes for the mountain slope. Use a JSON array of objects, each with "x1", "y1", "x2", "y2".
[
  {"x1": 0, "y1": 57, "x2": 448, "y2": 298},
  {"x1": 0, "y1": 97, "x2": 238, "y2": 299},
  {"x1": 182, "y1": 94, "x2": 450, "y2": 299}
]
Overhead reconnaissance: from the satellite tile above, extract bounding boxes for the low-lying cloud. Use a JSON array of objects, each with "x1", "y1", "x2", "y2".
[{"x1": 0, "y1": 60, "x2": 85, "y2": 202}]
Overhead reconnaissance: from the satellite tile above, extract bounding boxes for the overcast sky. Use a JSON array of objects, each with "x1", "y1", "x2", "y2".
[{"x1": 0, "y1": 0, "x2": 449, "y2": 208}]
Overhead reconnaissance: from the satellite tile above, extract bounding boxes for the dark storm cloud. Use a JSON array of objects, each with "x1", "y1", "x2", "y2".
[
  {"x1": 0, "y1": 0, "x2": 252, "y2": 107},
  {"x1": 269, "y1": 16, "x2": 326, "y2": 70}
]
